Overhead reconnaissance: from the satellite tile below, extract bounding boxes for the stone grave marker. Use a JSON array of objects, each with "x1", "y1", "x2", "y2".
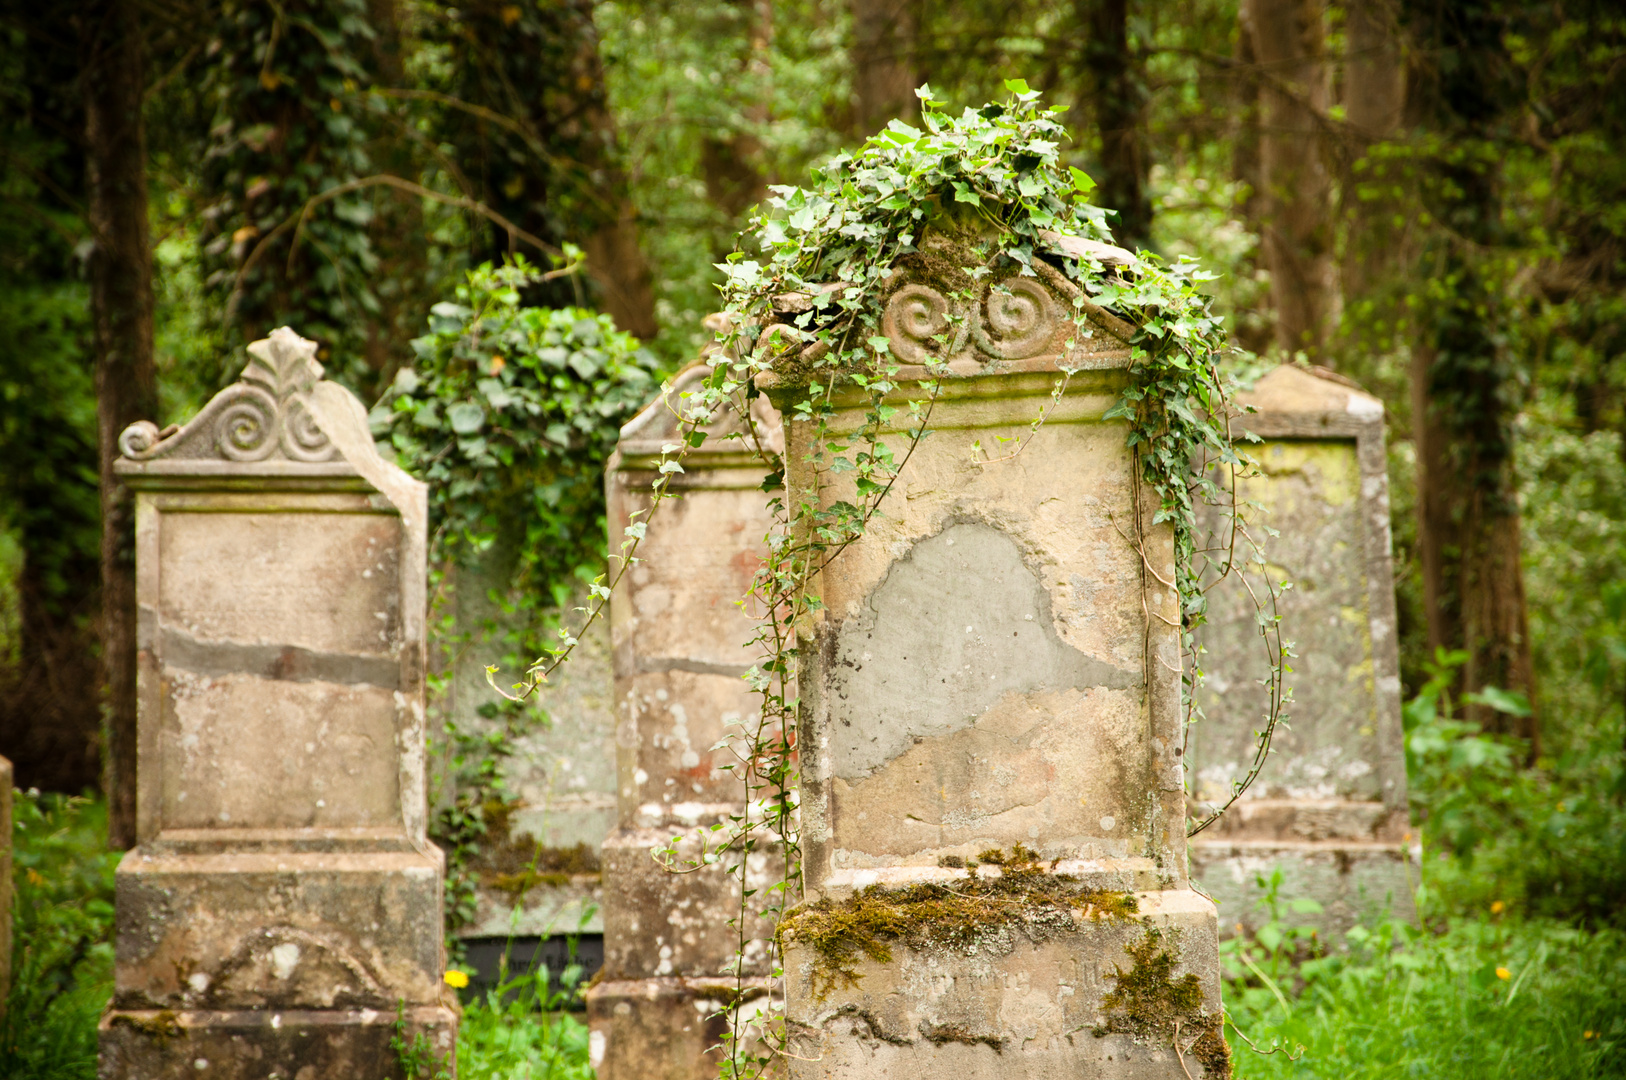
[
  {"x1": 1190, "y1": 364, "x2": 1414, "y2": 936},
  {"x1": 101, "y1": 328, "x2": 457, "y2": 1078},
  {"x1": 439, "y1": 560, "x2": 614, "y2": 949},
  {"x1": 763, "y1": 241, "x2": 1225, "y2": 1077},
  {"x1": 586, "y1": 364, "x2": 784, "y2": 1080}
]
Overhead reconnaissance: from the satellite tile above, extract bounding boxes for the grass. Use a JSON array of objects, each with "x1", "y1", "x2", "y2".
[{"x1": 1225, "y1": 909, "x2": 1626, "y2": 1078}]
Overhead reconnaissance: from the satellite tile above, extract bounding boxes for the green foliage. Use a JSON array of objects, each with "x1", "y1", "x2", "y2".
[
  {"x1": 1, "y1": 793, "x2": 118, "y2": 1080},
  {"x1": 379, "y1": 258, "x2": 658, "y2": 599},
  {"x1": 197, "y1": 0, "x2": 384, "y2": 386},
  {"x1": 1226, "y1": 912, "x2": 1626, "y2": 1079},
  {"x1": 454, "y1": 967, "x2": 593, "y2": 1080},
  {"x1": 377, "y1": 258, "x2": 658, "y2": 929}
]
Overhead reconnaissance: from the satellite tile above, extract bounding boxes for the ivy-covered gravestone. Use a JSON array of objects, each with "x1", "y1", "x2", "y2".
[{"x1": 731, "y1": 93, "x2": 1231, "y2": 1078}]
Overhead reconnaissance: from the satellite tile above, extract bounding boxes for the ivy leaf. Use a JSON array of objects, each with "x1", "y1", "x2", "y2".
[
  {"x1": 1069, "y1": 167, "x2": 1097, "y2": 195},
  {"x1": 952, "y1": 181, "x2": 981, "y2": 205},
  {"x1": 447, "y1": 402, "x2": 485, "y2": 435}
]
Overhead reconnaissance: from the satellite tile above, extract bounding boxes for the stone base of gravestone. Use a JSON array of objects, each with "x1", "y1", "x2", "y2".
[
  {"x1": 1190, "y1": 364, "x2": 1415, "y2": 938},
  {"x1": 99, "y1": 1006, "x2": 455, "y2": 1079},
  {"x1": 782, "y1": 891, "x2": 1220, "y2": 1079}
]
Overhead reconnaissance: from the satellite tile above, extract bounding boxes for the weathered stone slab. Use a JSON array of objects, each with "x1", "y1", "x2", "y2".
[
  {"x1": 1190, "y1": 364, "x2": 1414, "y2": 936},
  {"x1": 765, "y1": 249, "x2": 1223, "y2": 1077},
  {"x1": 105, "y1": 329, "x2": 456, "y2": 1078},
  {"x1": 586, "y1": 363, "x2": 783, "y2": 1080}
]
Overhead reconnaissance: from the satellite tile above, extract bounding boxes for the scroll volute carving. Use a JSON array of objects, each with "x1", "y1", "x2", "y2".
[{"x1": 118, "y1": 327, "x2": 339, "y2": 464}]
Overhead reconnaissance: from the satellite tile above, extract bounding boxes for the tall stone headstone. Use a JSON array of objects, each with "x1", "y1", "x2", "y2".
[
  {"x1": 586, "y1": 364, "x2": 784, "y2": 1080},
  {"x1": 440, "y1": 562, "x2": 614, "y2": 945},
  {"x1": 1190, "y1": 364, "x2": 1414, "y2": 935},
  {"x1": 103, "y1": 329, "x2": 457, "y2": 1079},
  {"x1": 766, "y1": 247, "x2": 1225, "y2": 1077}
]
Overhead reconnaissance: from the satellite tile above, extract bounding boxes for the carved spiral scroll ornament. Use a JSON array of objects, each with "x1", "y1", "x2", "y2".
[
  {"x1": 881, "y1": 284, "x2": 952, "y2": 363},
  {"x1": 280, "y1": 397, "x2": 335, "y2": 462},
  {"x1": 118, "y1": 421, "x2": 162, "y2": 459},
  {"x1": 972, "y1": 277, "x2": 1057, "y2": 360},
  {"x1": 214, "y1": 387, "x2": 279, "y2": 461}
]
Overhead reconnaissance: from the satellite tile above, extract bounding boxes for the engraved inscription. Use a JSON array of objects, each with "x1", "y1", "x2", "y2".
[{"x1": 159, "y1": 512, "x2": 401, "y2": 657}]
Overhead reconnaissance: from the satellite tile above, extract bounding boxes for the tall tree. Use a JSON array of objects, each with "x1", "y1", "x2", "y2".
[
  {"x1": 196, "y1": 0, "x2": 386, "y2": 390},
  {"x1": 1339, "y1": 0, "x2": 1406, "y2": 307},
  {"x1": 443, "y1": 0, "x2": 656, "y2": 337},
  {"x1": 1405, "y1": 0, "x2": 1538, "y2": 746},
  {"x1": 851, "y1": 0, "x2": 917, "y2": 137},
  {"x1": 0, "y1": 4, "x2": 105, "y2": 800},
  {"x1": 80, "y1": 0, "x2": 158, "y2": 848},
  {"x1": 1076, "y1": 0, "x2": 1151, "y2": 251},
  {"x1": 699, "y1": 0, "x2": 773, "y2": 224},
  {"x1": 1243, "y1": 0, "x2": 1336, "y2": 357}
]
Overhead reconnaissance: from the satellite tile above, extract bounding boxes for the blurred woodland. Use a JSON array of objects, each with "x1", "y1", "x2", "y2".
[{"x1": 0, "y1": 0, "x2": 1623, "y2": 866}]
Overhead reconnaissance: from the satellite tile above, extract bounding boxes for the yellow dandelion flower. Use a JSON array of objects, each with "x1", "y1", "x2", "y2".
[
  {"x1": 1491, "y1": 900, "x2": 1505, "y2": 914},
  {"x1": 1496, "y1": 967, "x2": 1512, "y2": 981},
  {"x1": 443, "y1": 969, "x2": 470, "y2": 988}
]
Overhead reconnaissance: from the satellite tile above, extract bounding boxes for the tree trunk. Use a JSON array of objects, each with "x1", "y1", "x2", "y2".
[
  {"x1": 1340, "y1": 0, "x2": 1405, "y2": 306},
  {"x1": 81, "y1": 0, "x2": 158, "y2": 850},
  {"x1": 1244, "y1": 0, "x2": 1336, "y2": 357},
  {"x1": 851, "y1": 0, "x2": 917, "y2": 137},
  {"x1": 1411, "y1": 250, "x2": 1538, "y2": 750},
  {"x1": 1078, "y1": 0, "x2": 1151, "y2": 251}
]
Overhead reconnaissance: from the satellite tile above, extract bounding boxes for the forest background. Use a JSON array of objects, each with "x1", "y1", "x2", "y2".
[{"x1": 1, "y1": 0, "x2": 1625, "y2": 1076}]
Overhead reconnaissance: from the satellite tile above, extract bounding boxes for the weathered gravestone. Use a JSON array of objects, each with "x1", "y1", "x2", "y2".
[
  {"x1": 102, "y1": 328, "x2": 457, "y2": 1079},
  {"x1": 586, "y1": 364, "x2": 784, "y2": 1080},
  {"x1": 764, "y1": 244, "x2": 1226, "y2": 1078},
  {"x1": 1190, "y1": 364, "x2": 1414, "y2": 936},
  {"x1": 439, "y1": 564, "x2": 613, "y2": 947}
]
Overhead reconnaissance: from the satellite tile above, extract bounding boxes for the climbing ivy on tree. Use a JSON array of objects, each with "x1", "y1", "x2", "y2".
[{"x1": 198, "y1": 0, "x2": 384, "y2": 390}]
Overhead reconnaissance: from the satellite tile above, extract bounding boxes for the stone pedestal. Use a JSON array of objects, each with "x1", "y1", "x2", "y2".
[
  {"x1": 103, "y1": 329, "x2": 457, "y2": 1079},
  {"x1": 1191, "y1": 364, "x2": 1414, "y2": 937},
  {"x1": 586, "y1": 365, "x2": 783, "y2": 1079},
  {"x1": 765, "y1": 256, "x2": 1224, "y2": 1077}
]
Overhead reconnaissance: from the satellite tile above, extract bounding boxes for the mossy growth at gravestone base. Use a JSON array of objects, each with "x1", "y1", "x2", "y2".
[
  {"x1": 760, "y1": 226, "x2": 1227, "y2": 1078},
  {"x1": 103, "y1": 329, "x2": 457, "y2": 1079}
]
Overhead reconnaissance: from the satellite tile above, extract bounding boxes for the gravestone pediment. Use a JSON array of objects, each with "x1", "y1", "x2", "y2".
[
  {"x1": 764, "y1": 232, "x2": 1137, "y2": 381},
  {"x1": 616, "y1": 361, "x2": 784, "y2": 462},
  {"x1": 118, "y1": 327, "x2": 340, "y2": 464}
]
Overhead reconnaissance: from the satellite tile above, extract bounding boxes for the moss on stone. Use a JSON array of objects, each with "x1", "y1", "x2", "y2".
[
  {"x1": 109, "y1": 1010, "x2": 183, "y2": 1047},
  {"x1": 482, "y1": 839, "x2": 602, "y2": 900},
  {"x1": 1094, "y1": 929, "x2": 1231, "y2": 1079},
  {"x1": 778, "y1": 845, "x2": 1138, "y2": 1000}
]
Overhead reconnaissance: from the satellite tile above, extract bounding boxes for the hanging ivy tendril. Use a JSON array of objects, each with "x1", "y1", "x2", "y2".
[{"x1": 637, "y1": 82, "x2": 1293, "y2": 1076}]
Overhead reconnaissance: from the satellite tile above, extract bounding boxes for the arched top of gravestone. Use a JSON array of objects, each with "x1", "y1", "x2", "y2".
[
  {"x1": 616, "y1": 358, "x2": 784, "y2": 466},
  {"x1": 755, "y1": 224, "x2": 1139, "y2": 389},
  {"x1": 1235, "y1": 364, "x2": 1385, "y2": 439},
  {"x1": 117, "y1": 327, "x2": 345, "y2": 469}
]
